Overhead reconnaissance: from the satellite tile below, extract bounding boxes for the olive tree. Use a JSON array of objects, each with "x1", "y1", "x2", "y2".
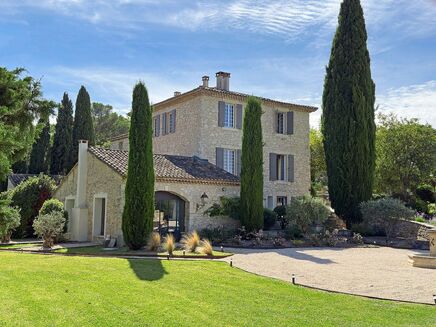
[
  {"x1": 0, "y1": 199, "x2": 20, "y2": 243},
  {"x1": 33, "y1": 211, "x2": 65, "y2": 248}
]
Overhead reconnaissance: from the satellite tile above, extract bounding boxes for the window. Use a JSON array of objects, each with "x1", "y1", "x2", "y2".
[
  {"x1": 223, "y1": 149, "x2": 235, "y2": 174},
  {"x1": 153, "y1": 116, "x2": 160, "y2": 137},
  {"x1": 277, "y1": 112, "x2": 284, "y2": 134},
  {"x1": 224, "y1": 103, "x2": 234, "y2": 128},
  {"x1": 118, "y1": 141, "x2": 123, "y2": 150},
  {"x1": 277, "y1": 196, "x2": 288, "y2": 206},
  {"x1": 276, "y1": 154, "x2": 285, "y2": 181}
]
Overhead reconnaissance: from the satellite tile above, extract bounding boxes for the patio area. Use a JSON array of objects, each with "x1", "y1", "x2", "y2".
[{"x1": 222, "y1": 246, "x2": 436, "y2": 304}]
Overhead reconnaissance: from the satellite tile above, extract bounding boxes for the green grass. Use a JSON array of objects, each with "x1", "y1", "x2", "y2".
[
  {"x1": 0, "y1": 243, "x2": 41, "y2": 249},
  {"x1": 53, "y1": 246, "x2": 231, "y2": 257},
  {"x1": 0, "y1": 252, "x2": 434, "y2": 327}
]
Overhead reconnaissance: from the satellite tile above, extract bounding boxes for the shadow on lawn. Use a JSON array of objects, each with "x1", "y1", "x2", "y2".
[{"x1": 128, "y1": 258, "x2": 167, "y2": 281}]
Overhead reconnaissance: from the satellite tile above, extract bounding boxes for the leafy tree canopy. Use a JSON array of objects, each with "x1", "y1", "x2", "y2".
[
  {"x1": 0, "y1": 67, "x2": 56, "y2": 180},
  {"x1": 92, "y1": 102, "x2": 129, "y2": 147}
]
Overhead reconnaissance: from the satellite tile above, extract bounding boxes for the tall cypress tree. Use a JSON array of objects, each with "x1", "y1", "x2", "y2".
[
  {"x1": 28, "y1": 119, "x2": 51, "y2": 174},
  {"x1": 72, "y1": 86, "x2": 95, "y2": 164},
  {"x1": 240, "y1": 97, "x2": 264, "y2": 231},
  {"x1": 122, "y1": 82, "x2": 155, "y2": 250},
  {"x1": 50, "y1": 93, "x2": 74, "y2": 174},
  {"x1": 321, "y1": 0, "x2": 376, "y2": 227}
]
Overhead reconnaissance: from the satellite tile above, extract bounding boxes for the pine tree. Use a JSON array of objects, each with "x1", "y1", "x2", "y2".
[
  {"x1": 50, "y1": 93, "x2": 74, "y2": 174},
  {"x1": 72, "y1": 86, "x2": 95, "y2": 164},
  {"x1": 240, "y1": 97, "x2": 264, "y2": 231},
  {"x1": 28, "y1": 119, "x2": 51, "y2": 174},
  {"x1": 122, "y1": 82, "x2": 155, "y2": 250},
  {"x1": 321, "y1": 0, "x2": 376, "y2": 227}
]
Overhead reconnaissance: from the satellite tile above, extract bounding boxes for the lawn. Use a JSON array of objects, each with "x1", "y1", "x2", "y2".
[
  {"x1": 0, "y1": 252, "x2": 434, "y2": 327},
  {"x1": 0, "y1": 243, "x2": 41, "y2": 249},
  {"x1": 53, "y1": 245, "x2": 231, "y2": 257}
]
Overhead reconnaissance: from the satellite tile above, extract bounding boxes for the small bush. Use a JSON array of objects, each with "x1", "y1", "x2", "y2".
[
  {"x1": 200, "y1": 239, "x2": 213, "y2": 255},
  {"x1": 182, "y1": 231, "x2": 200, "y2": 252},
  {"x1": 147, "y1": 232, "x2": 161, "y2": 251},
  {"x1": 360, "y1": 198, "x2": 415, "y2": 239},
  {"x1": 163, "y1": 234, "x2": 175, "y2": 255},
  {"x1": 284, "y1": 225, "x2": 303, "y2": 240},
  {"x1": 263, "y1": 208, "x2": 277, "y2": 230},
  {"x1": 204, "y1": 197, "x2": 240, "y2": 220},
  {"x1": 0, "y1": 200, "x2": 21, "y2": 243},
  {"x1": 415, "y1": 216, "x2": 426, "y2": 223},
  {"x1": 33, "y1": 211, "x2": 66, "y2": 248},
  {"x1": 285, "y1": 195, "x2": 330, "y2": 234},
  {"x1": 39, "y1": 198, "x2": 69, "y2": 233},
  {"x1": 351, "y1": 222, "x2": 385, "y2": 237}
]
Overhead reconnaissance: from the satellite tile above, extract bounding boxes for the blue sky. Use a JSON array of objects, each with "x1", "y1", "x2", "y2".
[{"x1": 1, "y1": 0, "x2": 435, "y2": 127}]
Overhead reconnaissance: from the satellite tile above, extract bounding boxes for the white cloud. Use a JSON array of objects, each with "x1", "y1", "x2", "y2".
[
  {"x1": 43, "y1": 66, "x2": 190, "y2": 114},
  {"x1": 377, "y1": 81, "x2": 436, "y2": 127}
]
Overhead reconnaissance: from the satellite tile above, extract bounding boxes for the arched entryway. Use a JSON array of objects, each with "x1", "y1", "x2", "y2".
[{"x1": 155, "y1": 191, "x2": 186, "y2": 240}]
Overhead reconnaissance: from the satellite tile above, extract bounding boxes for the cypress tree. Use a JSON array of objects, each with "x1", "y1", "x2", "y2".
[
  {"x1": 28, "y1": 119, "x2": 51, "y2": 174},
  {"x1": 72, "y1": 86, "x2": 95, "y2": 164},
  {"x1": 240, "y1": 97, "x2": 264, "y2": 231},
  {"x1": 321, "y1": 0, "x2": 376, "y2": 227},
  {"x1": 51, "y1": 93, "x2": 74, "y2": 174},
  {"x1": 122, "y1": 82, "x2": 155, "y2": 250}
]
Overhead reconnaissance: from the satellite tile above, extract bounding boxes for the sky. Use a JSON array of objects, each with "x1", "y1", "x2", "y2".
[{"x1": 1, "y1": 0, "x2": 435, "y2": 127}]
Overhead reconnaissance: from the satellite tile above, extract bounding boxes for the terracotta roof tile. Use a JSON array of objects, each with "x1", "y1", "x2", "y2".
[{"x1": 88, "y1": 147, "x2": 240, "y2": 185}]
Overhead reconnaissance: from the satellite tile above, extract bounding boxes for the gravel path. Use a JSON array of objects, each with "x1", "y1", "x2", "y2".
[{"x1": 222, "y1": 246, "x2": 436, "y2": 304}]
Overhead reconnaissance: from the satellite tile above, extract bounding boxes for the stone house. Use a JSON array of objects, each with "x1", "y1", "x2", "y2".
[{"x1": 55, "y1": 71, "x2": 317, "y2": 244}]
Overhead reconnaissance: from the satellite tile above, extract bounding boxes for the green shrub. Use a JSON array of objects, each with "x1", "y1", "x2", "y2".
[
  {"x1": 284, "y1": 225, "x2": 303, "y2": 240},
  {"x1": 428, "y1": 203, "x2": 436, "y2": 216},
  {"x1": 33, "y1": 211, "x2": 66, "y2": 248},
  {"x1": 9, "y1": 175, "x2": 56, "y2": 238},
  {"x1": 0, "y1": 199, "x2": 21, "y2": 243},
  {"x1": 351, "y1": 222, "x2": 385, "y2": 237},
  {"x1": 39, "y1": 199, "x2": 68, "y2": 233},
  {"x1": 415, "y1": 216, "x2": 426, "y2": 223},
  {"x1": 360, "y1": 198, "x2": 415, "y2": 239},
  {"x1": 273, "y1": 205, "x2": 286, "y2": 219},
  {"x1": 416, "y1": 184, "x2": 435, "y2": 203},
  {"x1": 263, "y1": 208, "x2": 277, "y2": 230},
  {"x1": 285, "y1": 195, "x2": 330, "y2": 234},
  {"x1": 204, "y1": 197, "x2": 241, "y2": 220}
]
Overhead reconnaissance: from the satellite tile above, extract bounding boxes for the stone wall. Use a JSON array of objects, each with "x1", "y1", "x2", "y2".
[{"x1": 394, "y1": 220, "x2": 434, "y2": 241}]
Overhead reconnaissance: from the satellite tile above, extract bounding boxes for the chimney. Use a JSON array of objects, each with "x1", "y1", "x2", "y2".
[
  {"x1": 202, "y1": 75, "x2": 209, "y2": 87},
  {"x1": 216, "y1": 71, "x2": 230, "y2": 91},
  {"x1": 174, "y1": 91, "x2": 181, "y2": 97},
  {"x1": 75, "y1": 140, "x2": 88, "y2": 209}
]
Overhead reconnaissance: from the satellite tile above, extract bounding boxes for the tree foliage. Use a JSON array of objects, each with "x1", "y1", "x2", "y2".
[
  {"x1": 33, "y1": 211, "x2": 65, "y2": 248},
  {"x1": 122, "y1": 82, "x2": 155, "y2": 250},
  {"x1": 7, "y1": 175, "x2": 56, "y2": 238},
  {"x1": 92, "y1": 102, "x2": 129, "y2": 147},
  {"x1": 240, "y1": 97, "x2": 264, "y2": 231},
  {"x1": 375, "y1": 113, "x2": 436, "y2": 201},
  {"x1": 51, "y1": 92, "x2": 74, "y2": 174},
  {"x1": 0, "y1": 67, "x2": 55, "y2": 180},
  {"x1": 0, "y1": 198, "x2": 21, "y2": 243},
  {"x1": 72, "y1": 86, "x2": 95, "y2": 164},
  {"x1": 321, "y1": 0, "x2": 376, "y2": 226},
  {"x1": 28, "y1": 119, "x2": 51, "y2": 174},
  {"x1": 310, "y1": 128, "x2": 327, "y2": 184}
]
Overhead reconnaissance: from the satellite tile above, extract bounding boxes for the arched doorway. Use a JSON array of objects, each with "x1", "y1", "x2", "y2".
[{"x1": 155, "y1": 191, "x2": 186, "y2": 240}]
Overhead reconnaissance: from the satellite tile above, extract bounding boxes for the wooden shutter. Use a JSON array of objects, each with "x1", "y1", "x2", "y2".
[
  {"x1": 287, "y1": 111, "x2": 294, "y2": 135},
  {"x1": 216, "y1": 147, "x2": 224, "y2": 169},
  {"x1": 273, "y1": 111, "x2": 278, "y2": 134},
  {"x1": 269, "y1": 153, "x2": 277, "y2": 181},
  {"x1": 288, "y1": 154, "x2": 294, "y2": 182},
  {"x1": 171, "y1": 109, "x2": 176, "y2": 133},
  {"x1": 218, "y1": 101, "x2": 225, "y2": 127},
  {"x1": 236, "y1": 149, "x2": 242, "y2": 176},
  {"x1": 161, "y1": 113, "x2": 167, "y2": 135},
  {"x1": 267, "y1": 196, "x2": 273, "y2": 209},
  {"x1": 236, "y1": 104, "x2": 243, "y2": 129},
  {"x1": 156, "y1": 115, "x2": 160, "y2": 136}
]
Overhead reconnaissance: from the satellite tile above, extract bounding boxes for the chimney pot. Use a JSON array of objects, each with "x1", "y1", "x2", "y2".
[
  {"x1": 174, "y1": 91, "x2": 181, "y2": 97},
  {"x1": 216, "y1": 71, "x2": 230, "y2": 91},
  {"x1": 202, "y1": 75, "x2": 209, "y2": 87}
]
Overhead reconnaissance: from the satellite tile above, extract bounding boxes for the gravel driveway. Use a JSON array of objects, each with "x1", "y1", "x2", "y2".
[{"x1": 222, "y1": 246, "x2": 436, "y2": 304}]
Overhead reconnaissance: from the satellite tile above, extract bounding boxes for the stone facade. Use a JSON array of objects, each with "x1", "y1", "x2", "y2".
[
  {"x1": 54, "y1": 150, "x2": 240, "y2": 243},
  {"x1": 111, "y1": 87, "x2": 315, "y2": 209}
]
